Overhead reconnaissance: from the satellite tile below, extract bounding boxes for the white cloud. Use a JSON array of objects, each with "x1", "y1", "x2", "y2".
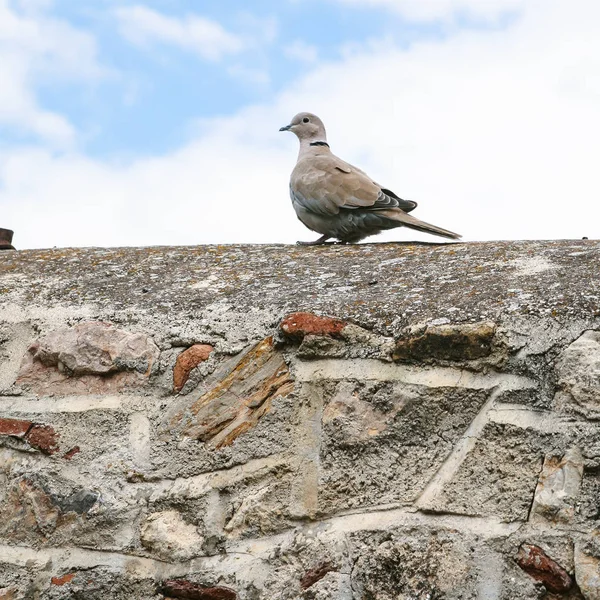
[
  {"x1": 329, "y1": 0, "x2": 525, "y2": 21},
  {"x1": 284, "y1": 40, "x2": 318, "y2": 63},
  {"x1": 114, "y1": 5, "x2": 244, "y2": 62},
  {"x1": 0, "y1": 0, "x2": 105, "y2": 147},
  {"x1": 2, "y1": 0, "x2": 600, "y2": 249}
]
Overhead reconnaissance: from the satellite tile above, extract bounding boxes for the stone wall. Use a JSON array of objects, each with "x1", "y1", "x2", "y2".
[{"x1": 0, "y1": 241, "x2": 599, "y2": 599}]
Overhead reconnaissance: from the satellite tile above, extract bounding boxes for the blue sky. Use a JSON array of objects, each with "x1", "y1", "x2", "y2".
[
  {"x1": 47, "y1": 0, "x2": 394, "y2": 154},
  {"x1": 30, "y1": 1, "x2": 452, "y2": 158},
  {"x1": 2, "y1": 0, "x2": 600, "y2": 248}
]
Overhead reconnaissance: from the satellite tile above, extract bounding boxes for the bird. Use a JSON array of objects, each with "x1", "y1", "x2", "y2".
[{"x1": 279, "y1": 112, "x2": 461, "y2": 245}]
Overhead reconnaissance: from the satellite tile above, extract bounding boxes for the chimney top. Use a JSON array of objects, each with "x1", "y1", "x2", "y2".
[{"x1": 0, "y1": 228, "x2": 15, "y2": 250}]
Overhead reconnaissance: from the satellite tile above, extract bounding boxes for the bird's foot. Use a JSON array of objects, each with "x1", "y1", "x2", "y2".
[{"x1": 296, "y1": 235, "x2": 331, "y2": 246}]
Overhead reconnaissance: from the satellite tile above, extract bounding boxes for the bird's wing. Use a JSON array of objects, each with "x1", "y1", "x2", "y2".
[{"x1": 291, "y1": 153, "x2": 417, "y2": 216}]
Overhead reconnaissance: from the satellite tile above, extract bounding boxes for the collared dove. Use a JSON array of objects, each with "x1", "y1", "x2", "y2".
[{"x1": 279, "y1": 112, "x2": 461, "y2": 245}]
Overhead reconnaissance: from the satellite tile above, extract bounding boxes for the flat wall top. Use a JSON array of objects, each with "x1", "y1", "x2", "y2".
[{"x1": 1, "y1": 240, "x2": 598, "y2": 331}]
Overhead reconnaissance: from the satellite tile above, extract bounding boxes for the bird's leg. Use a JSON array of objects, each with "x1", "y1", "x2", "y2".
[{"x1": 296, "y1": 235, "x2": 332, "y2": 246}]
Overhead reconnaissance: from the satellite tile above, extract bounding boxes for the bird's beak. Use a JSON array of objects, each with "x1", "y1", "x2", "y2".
[{"x1": 279, "y1": 124, "x2": 291, "y2": 132}]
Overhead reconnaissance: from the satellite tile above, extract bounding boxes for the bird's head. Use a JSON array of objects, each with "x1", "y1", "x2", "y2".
[{"x1": 279, "y1": 112, "x2": 327, "y2": 143}]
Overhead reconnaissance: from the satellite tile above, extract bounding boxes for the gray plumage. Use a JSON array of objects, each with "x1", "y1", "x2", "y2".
[{"x1": 279, "y1": 112, "x2": 461, "y2": 245}]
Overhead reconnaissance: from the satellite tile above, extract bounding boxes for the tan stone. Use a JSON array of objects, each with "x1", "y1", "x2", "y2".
[
  {"x1": 140, "y1": 510, "x2": 204, "y2": 561},
  {"x1": 16, "y1": 321, "x2": 159, "y2": 395},
  {"x1": 530, "y1": 447, "x2": 583, "y2": 524},
  {"x1": 27, "y1": 321, "x2": 159, "y2": 375},
  {"x1": 322, "y1": 381, "x2": 408, "y2": 442},
  {"x1": 575, "y1": 539, "x2": 600, "y2": 600},
  {"x1": 16, "y1": 356, "x2": 147, "y2": 395},
  {"x1": 555, "y1": 330, "x2": 600, "y2": 418}
]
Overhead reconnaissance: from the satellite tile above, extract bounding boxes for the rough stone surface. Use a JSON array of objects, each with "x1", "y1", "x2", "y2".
[
  {"x1": 393, "y1": 320, "x2": 497, "y2": 362},
  {"x1": 319, "y1": 382, "x2": 490, "y2": 511},
  {"x1": 16, "y1": 321, "x2": 159, "y2": 396},
  {"x1": 1, "y1": 241, "x2": 600, "y2": 599},
  {"x1": 422, "y1": 422, "x2": 549, "y2": 520},
  {"x1": 28, "y1": 321, "x2": 159, "y2": 376},
  {"x1": 140, "y1": 510, "x2": 205, "y2": 561},
  {"x1": 555, "y1": 330, "x2": 600, "y2": 419},
  {"x1": 351, "y1": 528, "x2": 478, "y2": 599},
  {"x1": 531, "y1": 447, "x2": 584, "y2": 524},
  {"x1": 167, "y1": 336, "x2": 294, "y2": 449},
  {"x1": 575, "y1": 536, "x2": 600, "y2": 600}
]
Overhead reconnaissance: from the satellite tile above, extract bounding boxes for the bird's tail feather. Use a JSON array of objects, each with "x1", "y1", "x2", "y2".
[{"x1": 380, "y1": 209, "x2": 461, "y2": 240}]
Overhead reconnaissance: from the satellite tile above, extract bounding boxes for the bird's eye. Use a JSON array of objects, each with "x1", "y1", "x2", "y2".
[{"x1": 302, "y1": 117, "x2": 310, "y2": 123}]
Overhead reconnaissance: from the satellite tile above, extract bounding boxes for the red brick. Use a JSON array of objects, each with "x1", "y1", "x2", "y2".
[
  {"x1": 160, "y1": 580, "x2": 237, "y2": 599},
  {"x1": 51, "y1": 573, "x2": 75, "y2": 586},
  {"x1": 516, "y1": 544, "x2": 572, "y2": 593},
  {"x1": 280, "y1": 312, "x2": 346, "y2": 341},
  {"x1": 63, "y1": 446, "x2": 80, "y2": 460},
  {"x1": 173, "y1": 344, "x2": 214, "y2": 392},
  {"x1": 0, "y1": 418, "x2": 32, "y2": 437},
  {"x1": 25, "y1": 425, "x2": 60, "y2": 455},
  {"x1": 300, "y1": 561, "x2": 335, "y2": 590}
]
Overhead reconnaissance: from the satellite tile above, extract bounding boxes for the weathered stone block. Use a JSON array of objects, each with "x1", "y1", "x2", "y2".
[
  {"x1": 166, "y1": 336, "x2": 293, "y2": 450},
  {"x1": 140, "y1": 510, "x2": 205, "y2": 561},
  {"x1": 16, "y1": 321, "x2": 159, "y2": 395},
  {"x1": 222, "y1": 471, "x2": 295, "y2": 538},
  {"x1": 350, "y1": 528, "x2": 478, "y2": 600},
  {"x1": 423, "y1": 422, "x2": 548, "y2": 520},
  {"x1": 393, "y1": 320, "x2": 497, "y2": 362},
  {"x1": 0, "y1": 409, "x2": 145, "y2": 551},
  {"x1": 530, "y1": 447, "x2": 584, "y2": 524},
  {"x1": 31, "y1": 321, "x2": 159, "y2": 375},
  {"x1": 0, "y1": 470, "x2": 140, "y2": 551},
  {"x1": 555, "y1": 330, "x2": 600, "y2": 419},
  {"x1": 318, "y1": 381, "x2": 489, "y2": 512},
  {"x1": 575, "y1": 534, "x2": 600, "y2": 600},
  {"x1": 0, "y1": 477, "x2": 93, "y2": 545}
]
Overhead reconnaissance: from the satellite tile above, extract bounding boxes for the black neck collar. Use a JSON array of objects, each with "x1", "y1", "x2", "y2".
[{"x1": 309, "y1": 141, "x2": 330, "y2": 147}]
